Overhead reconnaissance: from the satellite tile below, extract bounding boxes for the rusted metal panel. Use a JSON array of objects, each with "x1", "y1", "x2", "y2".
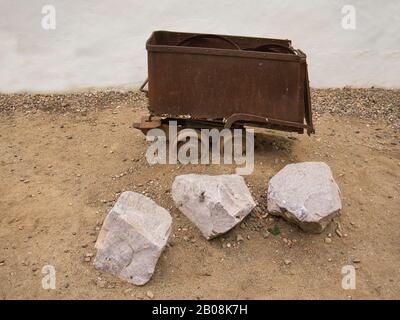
[{"x1": 143, "y1": 31, "x2": 314, "y2": 134}]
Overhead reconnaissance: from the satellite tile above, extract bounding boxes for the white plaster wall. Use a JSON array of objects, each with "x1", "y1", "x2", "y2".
[{"x1": 0, "y1": 0, "x2": 399, "y2": 93}]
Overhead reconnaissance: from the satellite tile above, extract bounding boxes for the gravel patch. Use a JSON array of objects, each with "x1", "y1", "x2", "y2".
[
  {"x1": 0, "y1": 90, "x2": 148, "y2": 115},
  {"x1": 0, "y1": 88, "x2": 398, "y2": 129},
  {"x1": 312, "y1": 88, "x2": 399, "y2": 130}
]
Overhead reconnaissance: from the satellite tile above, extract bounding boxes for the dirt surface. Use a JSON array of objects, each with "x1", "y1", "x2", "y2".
[{"x1": 0, "y1": 89, "x2": 399, "y2": 300}]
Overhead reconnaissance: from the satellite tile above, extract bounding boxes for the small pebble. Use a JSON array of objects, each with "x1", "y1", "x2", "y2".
[{"x1": 263, "y1": 231, "x2": 270, "y2": 238}]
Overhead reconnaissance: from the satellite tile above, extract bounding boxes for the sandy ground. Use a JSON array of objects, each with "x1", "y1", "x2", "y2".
[{"x1": 0, "y1": 90, "x2": 399, "y2": 299}]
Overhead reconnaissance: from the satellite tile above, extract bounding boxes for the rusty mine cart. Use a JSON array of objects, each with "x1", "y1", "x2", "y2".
[{"x1": 134, "y1": 30, "x2": 314, "y2": 137}]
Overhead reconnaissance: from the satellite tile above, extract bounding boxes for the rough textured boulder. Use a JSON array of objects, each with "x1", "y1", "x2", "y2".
[
  {"x1": 267, "y1": 162, "x2": 342, "y2": 233},
  {"x1": 94, "y1": 191, "x2": 172, "y2": 285},
  {"x1": 172, "y1": 174, "x2": 256, "y2": 239}
]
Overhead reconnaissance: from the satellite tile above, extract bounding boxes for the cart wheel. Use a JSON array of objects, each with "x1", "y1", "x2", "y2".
[{"x1": 170, "y1": 128, "x2": 208, "y2": 164}]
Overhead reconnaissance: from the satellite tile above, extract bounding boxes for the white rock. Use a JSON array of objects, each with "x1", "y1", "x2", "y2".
[
  {"x1": 172, "y1": 174, "x2": 256, "y2": 239},
  {"x1": 94, "y1": 191, "x2": 171, "y2": 285},
  {"x1": 267, "y1": 162, "x2": 342, "y2": 233}
]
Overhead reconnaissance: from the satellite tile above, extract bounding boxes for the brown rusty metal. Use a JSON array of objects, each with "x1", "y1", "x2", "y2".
[
  {"x1": 223, "y1": 113, "x2": 311, "y2": 130},
  {"x1": 139, "y1": 78, "x2": 149, "y2": 95},
  {"x1": 177, "y1": 34, "x2": 242, "y2": 50},
  {"x1": 143, "y1": 30, "x2": 314, "y2": 134}
]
